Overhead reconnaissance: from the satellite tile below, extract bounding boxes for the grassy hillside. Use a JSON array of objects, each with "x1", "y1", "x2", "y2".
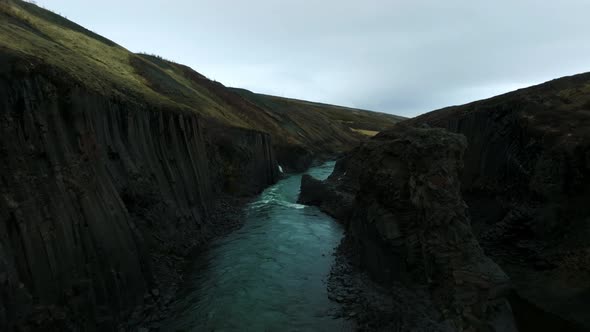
[
  {"x1": 0, "y1": 0, "x2": 403, "y2": 156},
  {"x1": 231, "y1": 88, "x2": 405, "y2": 133},
  {"x1": 409, "y1": 72, "x2": 590, "y2": 148},
  {"x1": 231, "y1": 88, "x2": 404, "y2": 155}
]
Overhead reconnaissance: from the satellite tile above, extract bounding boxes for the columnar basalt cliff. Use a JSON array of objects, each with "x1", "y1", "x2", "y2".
[
  {"x1": 0, "y1": 1, "x2": 404, "y2": 329},
  {"x1": 0, "y1": 69, "x2": 278, "y2": 330},
  {"x1": 406, "y1": 73, "x2": 590, "y2": 330},
  {"x1": 301, "y1": 125, "x2": 517, "y2": 331}
]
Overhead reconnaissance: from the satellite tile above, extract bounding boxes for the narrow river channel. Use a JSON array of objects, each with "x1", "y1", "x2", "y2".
[{"x1": 161, "y1": 161, "x2": 351, "y2": 331}]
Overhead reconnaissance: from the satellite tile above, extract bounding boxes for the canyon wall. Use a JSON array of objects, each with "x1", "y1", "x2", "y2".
[
  {"x1": 0, "y1": 72, "x2": 278, "y2": 330},
  {"x1": 407, "y1": 74, "x2": 590, "y2": 330},
  {"x1": 301, "y1": 125, "x2": 517, "y2": 331}
]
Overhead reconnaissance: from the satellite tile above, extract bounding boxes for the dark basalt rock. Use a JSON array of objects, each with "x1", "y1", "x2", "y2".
[
  {"x1": 275, "y1": 145, "x2": 314, "y2": 173},
  {"x1": 298, "y1": 174, "x2": 326, "y2": 205},
  {"x1": 0, "y1": 72, "x2": 278, "y2": 331},
  {"x1": 298, "y1": 174, "x2": 352, "y2": 220},
  {"x1": 304, "y1": 124, "x2": 517, "y2": 331},
  {"x1": 406, "y1": 73, "x2": 590, "y2": 330}
]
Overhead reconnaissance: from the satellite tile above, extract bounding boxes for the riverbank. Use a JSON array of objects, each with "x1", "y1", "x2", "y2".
[
  {"x1": 152, "y1": 162, "x2": 350, "y2": 331},
  {"x1": 125, "y1": 159, "x2": 347, "y2": 330},
  {"x1": 124, "y1": 194, "x2": 255, "y2": 330},
  {"x1": 328, "y1": 237, "x2": 455, "y2": 331}
]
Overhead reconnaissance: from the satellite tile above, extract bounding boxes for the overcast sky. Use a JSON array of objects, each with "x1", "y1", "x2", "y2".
[{"x1": 34, "y1": 0, "x2": 590, "y2": 117}]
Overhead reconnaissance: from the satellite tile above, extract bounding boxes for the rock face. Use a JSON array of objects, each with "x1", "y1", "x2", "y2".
[
  {"x1": 301, "y1": 125, "x2": 517, "y2": 331},
  {"x1": 0, "y1": 71, "x2": 278, "y2": 330},
  {"x1": 406, "y1": 73, "x2": 590, "y2": 330},
  {"x1": 298, "y1": 174, "x2": 352, "y2": 220},
  {"x1": 274, "y1": 145, "x2": 315, "y2": 173}
]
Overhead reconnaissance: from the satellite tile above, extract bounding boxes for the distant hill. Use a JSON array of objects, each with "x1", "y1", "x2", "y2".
[{"x1": 231, "y1": 88, "x2": 405, "y2": 132}]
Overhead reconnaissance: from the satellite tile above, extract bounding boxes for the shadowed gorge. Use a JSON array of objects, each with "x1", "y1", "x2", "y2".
[
  {"x1": 0, "y1": 0, "x2": 401, "y2": 329},
  {"x1": 160, "y1": 162, "x2": 351, "y2": 331},
  {"x1": 1, "y1": 0, "x2": 590, "y2": 331}
]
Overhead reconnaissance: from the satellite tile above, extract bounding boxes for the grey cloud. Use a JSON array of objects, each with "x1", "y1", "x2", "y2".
[{"x1": 37, "y1": 0, "x2": 590, "y2": 117}]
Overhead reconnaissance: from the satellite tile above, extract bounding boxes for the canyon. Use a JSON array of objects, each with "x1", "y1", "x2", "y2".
[
  {"x1": 0, "y1": 1, "x2": 401, "y2": 330},
  {"x1": 1, "y1": 0, "x2": 590, "y2": 331}
]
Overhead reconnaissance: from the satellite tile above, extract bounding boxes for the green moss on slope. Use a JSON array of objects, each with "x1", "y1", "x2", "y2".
[{"x1": 0, "y1": 0, "x2": 404, "y2": 156}]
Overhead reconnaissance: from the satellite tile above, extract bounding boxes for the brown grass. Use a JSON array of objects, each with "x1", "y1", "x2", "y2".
[{"x1": 351, "y1": 128, "x2": 379, "y2": 136}]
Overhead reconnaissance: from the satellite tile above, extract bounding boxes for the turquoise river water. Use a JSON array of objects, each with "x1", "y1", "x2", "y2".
[{"x1": 161, "y1": 161, "x2": 351, "y2": 331}]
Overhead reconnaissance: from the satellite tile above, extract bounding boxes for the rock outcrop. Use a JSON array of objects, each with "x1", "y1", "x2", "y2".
[
  {"x1": 406, "y1": 73, "x2": 590, "y2": 330},
  {"x1": 301, "y1": 125, "x2": 517, "y2": 331},
  {"x1": 298, "y1": 174, "x2": 352, "y2": 220},
  {"x1": 0, "y1": 69, "x2": 277, "y2": 330}
]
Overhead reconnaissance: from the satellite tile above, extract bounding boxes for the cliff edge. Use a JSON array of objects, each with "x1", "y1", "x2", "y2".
[
  {"x1": 407, "y1": 72, "x2": 590, "y2": 330},
  {"x1": 301, "y1": 125, "x2": 517, "y2": 331}
]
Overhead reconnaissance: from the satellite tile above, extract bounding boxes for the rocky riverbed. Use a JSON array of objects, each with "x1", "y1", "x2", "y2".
[
  {"x1": 124, "y1": 195, "x2": 253, "y2": 330},
  {"x1": 327, "y1": 236, "x2": 454, "y2": 332}
]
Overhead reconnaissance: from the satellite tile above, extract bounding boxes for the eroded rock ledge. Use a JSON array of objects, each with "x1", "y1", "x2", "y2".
[{"x1": 301, "y1": 125, "x2": 517, "y2": 331}]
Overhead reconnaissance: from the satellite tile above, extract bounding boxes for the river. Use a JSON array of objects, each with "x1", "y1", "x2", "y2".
[{"x1": 161, "y1": 161, "x2": 351, "y2": 331}]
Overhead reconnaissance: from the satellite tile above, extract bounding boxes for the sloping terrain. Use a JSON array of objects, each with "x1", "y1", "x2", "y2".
[
  {"x1": 231, "y1": 89, "x2": 404, "y2": 169},
  {"x1": 406, "y1": 73, "x2": 590, "y2": 330},
  {"x1": 0, "y1": 0, "x2": 403, "y2": 170},
  {"x1": 231, "y1": 88, "x2": 404, "y2": 133}
]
